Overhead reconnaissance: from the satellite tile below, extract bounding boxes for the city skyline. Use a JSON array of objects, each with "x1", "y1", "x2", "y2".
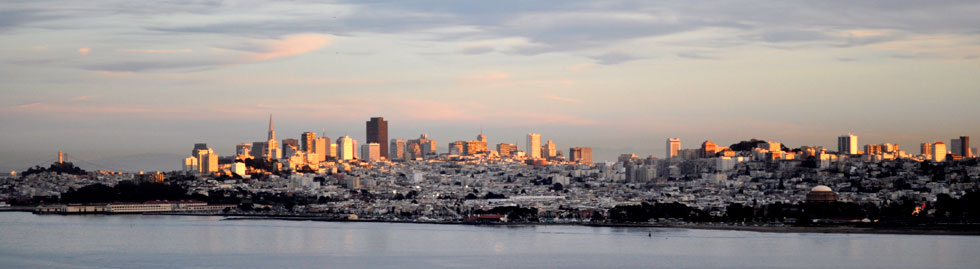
[
  {"x1": 2, "y1": 1, "x2": 979, "y2": 171},
  {"x1": 5, "y1": 113, "x2": 975, "y2": 173}
]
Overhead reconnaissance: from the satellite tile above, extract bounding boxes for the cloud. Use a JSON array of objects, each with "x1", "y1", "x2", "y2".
[
  {"x1": 676, "y1": 52, "x2": 718, "y2": 59},
  {"x1": 592, "y1": 52, "x2": 642, "y2": 65},
  {"x1": 459, "y1": 72, "x2": 510, "y2": 86},
  {"x1": 80, "y1": 33, "x2": 332, "y2": 72},
  {"x1": 460, "y1": 45, "x2": 494, "y2": 55},
  {"x1": 115, "y1": 49, "x2": 192, "y2": 53},
  {"x1": 77, "y1": 48, "x2": 91, "y2": 55},
  {"x1": 540, "y1": 94, "x2": 581, "y2": 103},
  {"x1": 245, "y1": 33, "x2": 331, "y2": 61}
]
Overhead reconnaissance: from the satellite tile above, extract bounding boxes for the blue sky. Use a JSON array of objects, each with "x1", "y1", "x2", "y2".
[{"x1": 1, "y1": 0, "x2": 978, "y2": 171}]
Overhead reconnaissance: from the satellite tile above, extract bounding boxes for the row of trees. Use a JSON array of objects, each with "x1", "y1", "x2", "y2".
[
  {"x1": 21, "y1": 162, "x2": 87, "y2": 177},
  {"x1": 60, "y1": 181, "x2": 189, "y2": 203}
]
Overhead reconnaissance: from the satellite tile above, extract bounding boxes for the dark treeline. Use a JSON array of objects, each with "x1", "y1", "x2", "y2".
[
  {"x1": 21, "y1": 162, "x2": 87, "y2": 177},
  {"x1": 601, "y1": 191, "x2": 980, "y2": 225},
  {"x1": 472, "y1": 206, "x2": 538, "y2": 221},
  {"x1": 60, "y1": 181, "x2": 190, "y2": 203},
  {"x1": 607, "y1": 202, "x2": 710, "y2": 222}
]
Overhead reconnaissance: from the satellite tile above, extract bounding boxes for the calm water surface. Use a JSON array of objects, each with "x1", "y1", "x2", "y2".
[{"x1": 1, "y1": 212, "x2": 978, "y2": 268}]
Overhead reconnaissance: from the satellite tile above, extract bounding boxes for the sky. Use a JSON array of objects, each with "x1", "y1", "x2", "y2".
[{"x1": 1, "y1": 0, "x2": 979, "y2": 172}]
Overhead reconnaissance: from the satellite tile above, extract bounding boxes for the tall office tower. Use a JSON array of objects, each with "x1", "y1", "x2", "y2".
[
  {"x1": 193, "y1": 143, "x2": 208, "y2": 156},
  {"x1": 264, "y1": 115, "x2": 281, "y2": 160},
  {"x1": 933, "y1": 142, "x2": 947, "y2": 162},
  {"x1": 390, "y1": 138, "x2": 406, "y2": 161},
  {"x1": 267, "y1": 114, "x2": 276, "y2": 141},
  {"x1": 700, "y1": 140, "x2": 717, "y2": 158},
  {"x1": 236, "y1": 143, "x2": 252, "y2": 158},
  {"x1": 951, "y1": 138, "x2": 962, "y2": 157},
  {"x1": 282, "y1": 138, "x2": 299, "y2": 157},
  {"x1": 448, "y1": 141, "x2": 464, "y2": 155},
  {"x1": 301, "y1": 132, "x2": 317, "y2": 153},
  {"x1": 952, "y1": 136, "x2": 970, "y2": 157},
  {"x1": 337, "y1": 136, "x2": 356, "y2": 160},
  {"x1": 329, "y1": 143, "x2": 338, "y2": 159},
  {"x1": 543, "y1": 139, "x2": 557, "y2": 158},
  {"x1": 527, "y1": 133, "x2": 542, "y2": 159},
  {"x1": 477, "y1": 133, "x2": 487, "y2": 143},
  {"x1": 837, "y1": 133, "x2": 858, "y2": 155},
  {"x1": 194, "y1": 148, "x2": 218, "y2": 173},
  {"x1": 921, "y1": 142, "x2": 932, "y2": 157},
  {"x1": 366, "y1": 117, "x2": 389, "y2": 160},
  {"x1": 569, "y1": 147, "x2": 593, "y2": 164},
  {"x1": 361, "y1": 143, "x2": 381, "y2": 162},
  {"x1": 182, "y1": 156, "x2": 198, "y2": 172},
  {"x1": 251, "y1": 141, "x2": 267, "y2": 160},
  {"x1": 666, "y1": 138, "x2": 681, "y2": 159},
  {"x1": 497, "y1": 143, "x2": 517, "y2": 157},
  {"x1": 314, "y1": 137, "x2": 328, "y2": 162},
  {"x1": 202, "y1": 149, "x2": 218, "y2": 173}
]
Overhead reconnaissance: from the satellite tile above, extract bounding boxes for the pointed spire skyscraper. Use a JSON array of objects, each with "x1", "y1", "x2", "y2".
[{"x1": 268, "y1": 114, "x2": 276, "y2": 141}]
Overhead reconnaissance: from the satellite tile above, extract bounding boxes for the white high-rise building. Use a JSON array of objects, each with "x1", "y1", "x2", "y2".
[
  {"x1": 337, "y1": 135, "x2": 356, "y2": 161},
  {"x1": 527, "y1": 133, "x2": 542, "y2": 159},
  {"x1": 666, "y1": 138, "x2": 681, "y2": 159},
  {"x1": 837, "y1": 133, "x2": 858, "y2": 155}
]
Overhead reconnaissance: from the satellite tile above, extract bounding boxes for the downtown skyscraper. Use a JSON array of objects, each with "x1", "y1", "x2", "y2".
[
  {"x1": 838, "y1": 133, "x2": 858, "y2": 155},
  {"x1": 666, "y1": 138, "x2": 681, "y2": 159},
  {"x1": 527, "y1": 133, "x2": 541, "y2": 159},
  {"x1": 366, "y1": 117, "x2": 389, "y2": 160}
]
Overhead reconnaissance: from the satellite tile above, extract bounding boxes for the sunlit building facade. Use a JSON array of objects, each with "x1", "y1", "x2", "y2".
[
  {"x1": 527, "y1": 133, "x2": 542, "y2": 159},
  {"x1": 838, "y1": 133, "x2": 858, "y2": 155},
  {"x1": 569, "y1": 147, "x2": 593, "y2": 164},
  {"x1": 667, "y1": 138, "x2": 681, "y2": 159}
]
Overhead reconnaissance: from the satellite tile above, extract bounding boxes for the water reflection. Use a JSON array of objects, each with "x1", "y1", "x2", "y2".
[{"x1": 1, "y1": 213, "x2": 978, "y2": 269}]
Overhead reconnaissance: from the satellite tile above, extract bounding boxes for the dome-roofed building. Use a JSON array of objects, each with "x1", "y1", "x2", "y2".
[{"x1": 806, "y1": 185, "x2": 837, "y2": 203}]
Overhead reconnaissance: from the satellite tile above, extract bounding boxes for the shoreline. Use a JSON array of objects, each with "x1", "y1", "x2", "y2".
[
  {"x1": 6, "y1": 210, "x2": 979, "y2": 236},
  {"x1": 216, "y1": 214, "x2": 980, "y2": 236}
]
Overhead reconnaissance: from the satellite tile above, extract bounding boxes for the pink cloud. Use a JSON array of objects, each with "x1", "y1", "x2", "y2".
[
  {"x1": 115, "y1": 49, "x2": 192, "y2": 53},
  {"x1": 247, "y1": 33, "x2": 331, "y2": 61},
  {"x1": 459, "y1": 72, "x2": 510, "y2": 86},
  {"x1": 539, "y1": 94, "x2": 581, "y2": 103},
  {"x1": 77, "y1": 48, "x2": 91, "y2": 55}
]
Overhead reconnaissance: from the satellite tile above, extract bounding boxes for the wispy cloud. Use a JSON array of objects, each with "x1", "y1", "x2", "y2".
[
  {"x1": 81, "y1": 33, "x2": 332, "y2": 72},
  {"x1": 245, "y1": 33, "x2": 331, "y2": 61},
  {"x1": 592, "y1": 52, "x2": 642, "y2": 65},
  {"x1": 459, "y1": 72, "x2": 510, "y2": 86},
  {"x1": 115, "y1": 49, "x2": 192, "y2": 53},
  {"x1": 539, "y1": 94, "x2": 581, "y2": 103},
  {"x1": 77, "y1": 48, "x2": 91, "y2": 55}
]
